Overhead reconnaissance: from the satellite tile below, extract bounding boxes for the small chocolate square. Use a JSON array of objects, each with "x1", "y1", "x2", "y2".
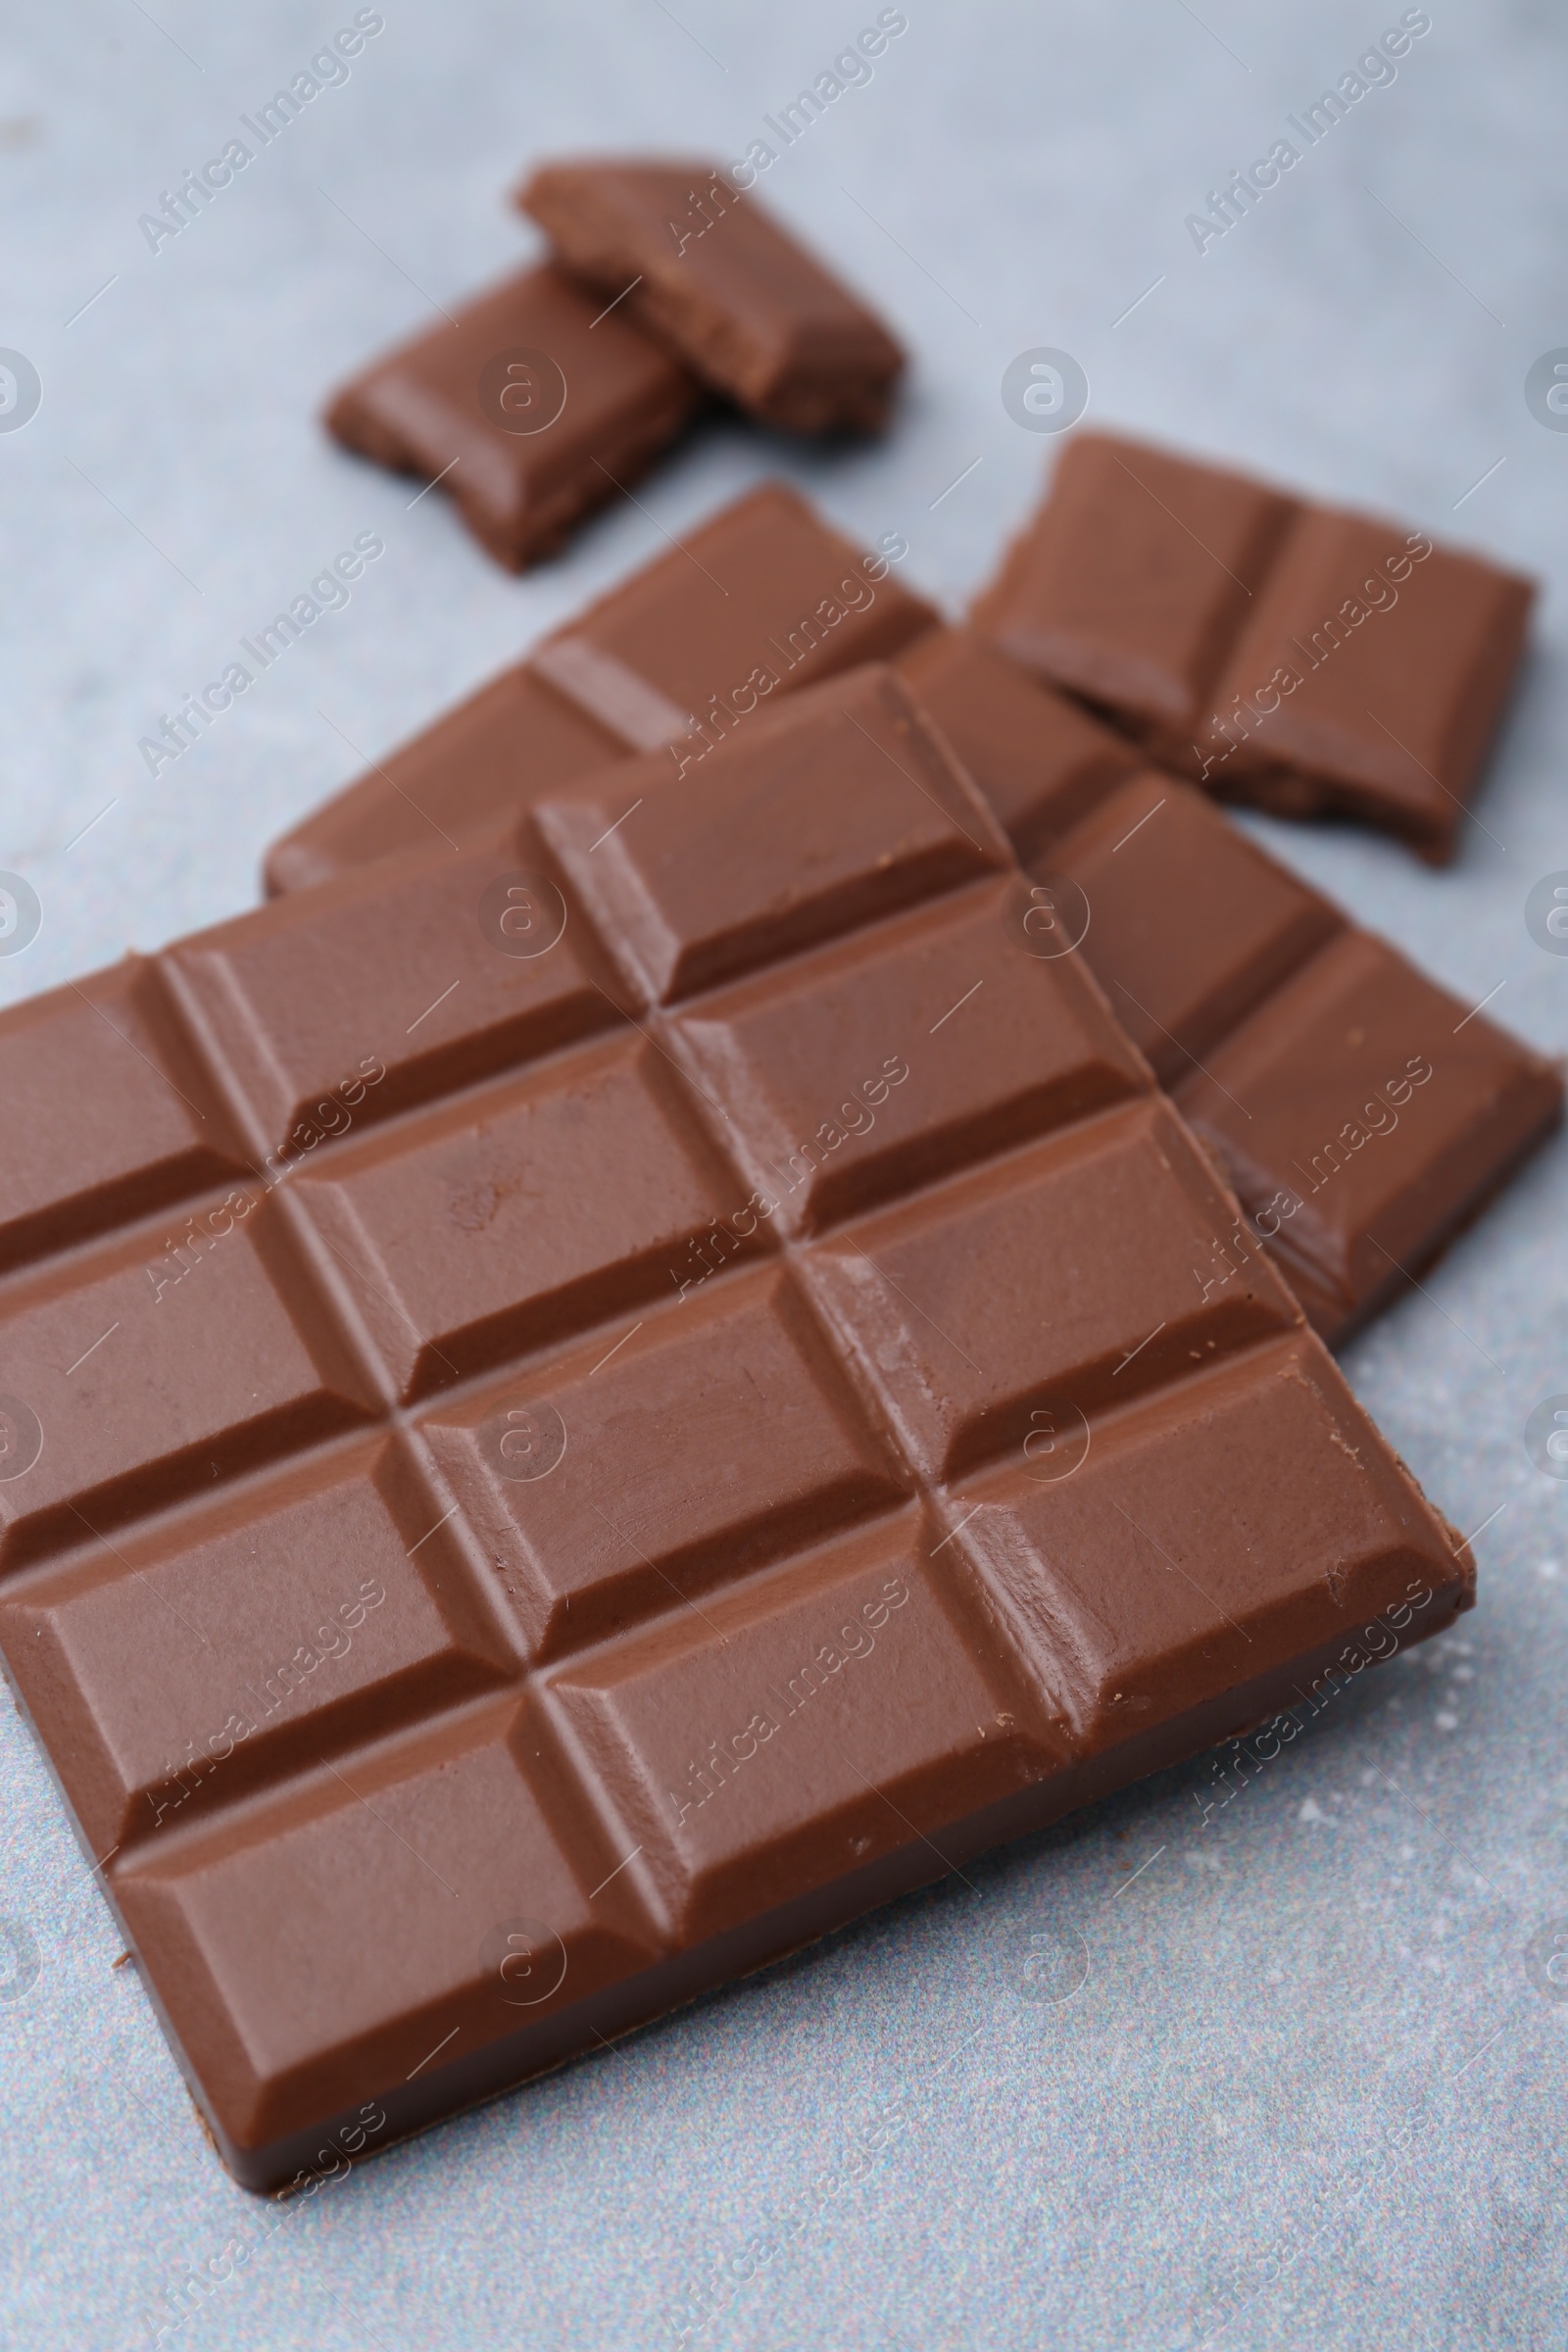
[{"x1": 324, "y1": 262, "x2": 704, "y2": 570}]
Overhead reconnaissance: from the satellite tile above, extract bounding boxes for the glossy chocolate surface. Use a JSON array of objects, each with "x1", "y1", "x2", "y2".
[
  {"x1": 519, "y1": 159, "x2": 905, "y2": 432},
  {"x1": 0, "y1": 668, "x2": 1469, "y2": 2189}
]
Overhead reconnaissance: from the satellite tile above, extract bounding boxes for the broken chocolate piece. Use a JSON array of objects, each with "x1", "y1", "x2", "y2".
[
  {"x1": 969, "y1": 430, "x2": 1535, "y2": 860},
  {"x1": 323, "y1": 263, "x2": 704, "y2": 570},
  {"x1": 519, "y1": 158, "x2": 905, "y2": 432}
]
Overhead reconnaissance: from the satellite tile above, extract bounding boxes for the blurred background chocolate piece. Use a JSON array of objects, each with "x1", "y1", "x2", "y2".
[
  {"x1": 970, "y1": 429, "x2": 1535, "y2": 861},
  {"x1": 323, "y1": 262, "x2": 704, "y2": 570},
  {"x1": 519, "y1": 157, "x2": 905, "y2": 433}
]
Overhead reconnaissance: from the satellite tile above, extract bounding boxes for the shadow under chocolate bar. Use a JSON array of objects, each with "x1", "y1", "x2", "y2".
[
  {"x1": 968, "y1": 429, "x2": 1536, "y2": 864},
  {"x1": 0, "y1": 669, "x2": 1468, "y2": 2189},
  {"x1": 261, "y1": 483, "x2": 1563, "y2": 1348}
]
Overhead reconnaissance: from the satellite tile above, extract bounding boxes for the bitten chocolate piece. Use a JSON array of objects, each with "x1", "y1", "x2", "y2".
[
  {"x1": 0, "y1": 669, "x2": 1468, "y2": 2190},
  {"x1": 970, "y1": 430, "x2": 1536, "y2": 860},
  {"x1": 323, "y1": 263, "x2": 704, "y2": 570},
  {"x1": 899, "y1": 631, "x2": 1563, "y2": 1342},
  {"x1": 519, "y1": 158, "x2": 905, "y2": 433},
  {"x1": 264, "y1": 482, "x2": 938, "y2": 893}
]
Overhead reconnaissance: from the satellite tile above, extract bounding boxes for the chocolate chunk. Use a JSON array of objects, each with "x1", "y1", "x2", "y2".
[
  {"x1": 0, "y1": 667, "x2": 1468, "y2": 2189},
  {"x1": 519, "y1": 159, "x2": 905, "y2": 432},
  {"x1": 536, "y1": 669, "x2": 1004, "y2": 1003},
  {"x1": 1198, "y1": 507, "x2": 1534, "y2": 853},
  {"x1": 898, "y1": 631, "x2": 1563, "y2": 1342},
  {"x1": 323, "y1": 263, "x2": 704, "y2": 570},
  {"x1": 264, "y1": 483, "x2": 938, "y2": 894},
  {"x1": 969, "y1": 430, "x2": 1535, "y2": 860}
]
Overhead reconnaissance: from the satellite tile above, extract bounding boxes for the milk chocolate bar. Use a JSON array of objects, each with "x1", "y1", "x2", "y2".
[
  {"x1": 969, "y1": 430, "x2": 1536, "y2": 860},
  {"x1": 0, "y1": 669, "x2": 1468, "y2": 2189},
  {"x1": 264, "y1": 483, "x2": 937, "y2": 893},
  {"x1": 323, "y1": 262, "x2": 704, "y2": 569},
  {"x1": 519, "y1": 159, "x2": 905, "y2": 433},
  {"x1": 899, "y1": 630, "x2": 1563, "y2": 1341}
]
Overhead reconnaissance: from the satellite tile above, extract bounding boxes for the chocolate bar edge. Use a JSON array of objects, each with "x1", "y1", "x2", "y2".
[{"x1": 5, "y1": 1560, "x2": 1467, "y2": 2193}]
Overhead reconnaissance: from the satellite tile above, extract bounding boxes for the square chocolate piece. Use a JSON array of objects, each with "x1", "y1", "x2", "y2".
[
  {"x1": 519, "y1": 158, "x2": 904, "y2": 432},
  {"x1": 324, "y1": 262, "x2": 704, "y2": 570}
]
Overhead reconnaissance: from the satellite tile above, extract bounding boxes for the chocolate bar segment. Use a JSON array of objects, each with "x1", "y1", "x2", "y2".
[
  {"x1": 1197, "y1": 506, "x2": 1535, "y2": 852},
  {"x1": 0, "y1": 1199, "x2": 377, "y2": 1573},
  {"x1": 969, "y1": 434, "x2": 1296, "y2": 738},
  {"x1": 528, "y1": 484, "x2": 931, "y2": 747},
  {"x1": 519, "y1": 159, "x2": 905, "y2": 433},
  {"x1": 675, "y1": 884, "x2": 1147, "y2": 1239},
  {"x1": 119, "y1": 1699, "x2": 661, "y2": 2155},
  {"x1": 900, "y1": 631, "x2": 1563, "y2": 1343},
  {"x1": 418, "y1": 1266, "x2": 906, "y2": 1660},
  {"x1": 896, "y1": 627, "x2": 1141, "y2": 867},
  {"x1": 535, "y1": 667, "x2": 1006, "y2": 1003},
  {"x1": 535, "y1": 1513, "x2": 1037, "y2": 1947},
  {"x1": 171, "y1": 833, "x2": 621, "y2": 1144},
  {"x1": 969, "y1": 430, "x2": 1535, "y2": 859},
  {"x1": 324, "y1": 263, "x2": 704, "y2": 570},
  {"x1": 10, "y1": 1438, "x2": 511, "y2": 1856},
  {"x1": 800, "y1": 1096, "x2": 1298, "y2": 1483},
  {"x1": 1166, "y1": 926, "x2": 1566, "y2": 1339},
  {"x1": 0, "y1": 669, "x2": 1469, "y2": 2189},
  {"x1": 264, "y1": 483, "x2": 938, "y2": 895},
  {"x1": 0, "y1": 960, "x2": 251, "y2": 1274},
  {"x1": 288, "y1": 1033, "x2": 761, "y2": 1401},
  {"x1": 949, "y1": 1336, "x2": 1452, "y2": 1746},
  {"x1": 1045, "y1": 767, "x2": 1348, "y2": 1085}
]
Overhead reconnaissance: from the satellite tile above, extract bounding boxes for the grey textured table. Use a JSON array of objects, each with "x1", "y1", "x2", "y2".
[{"x1": 1, "y1": 4, "x2": 1565, "y2": 2346}]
